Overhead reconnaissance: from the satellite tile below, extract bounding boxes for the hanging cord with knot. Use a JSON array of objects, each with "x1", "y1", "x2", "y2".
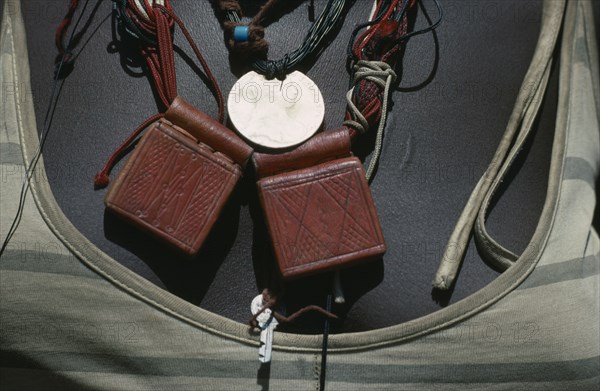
[
  {"x1": 1, "y1": 0, "x2": 106, "y2": 259},
  {"x1": 214, "y1": 0, "x2": 347, "y2": 79},
  {"x1": 344, "y1": 61, "x2": 396, "y2": 180},
  {"x1": 343, "y1": 0, "x2": 442, "y2": 181},
  {"x1": 55, "y1": 0, "x2": 81, "y2": 71},
  {"x1": 81, "y1": 0, "x2": 225, "y2": 188},
  {"x1": 248, "y1": 289, "x2": 338, "y2": 331},
  {"x1": 54, "y1": 0, "x2": 110, "y2": 78}
]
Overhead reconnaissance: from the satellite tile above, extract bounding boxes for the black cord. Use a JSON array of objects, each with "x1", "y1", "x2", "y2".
[
  {"x1": 0, "y1": 0, "x2": 97, "y2": 258},
  {"x1": 346, "y1": 0, "x2": 443, "y2": 75},
  {"x1": 345, "y1": 0, "x2": 395, "y2": 74},
  {"x1": 226, "y1": 0, "x2": 348, "y2": 79},
  {"x1": 318, "y1": 292, "x2": 333, "y2": 391},
  {"x1": 112, "y1": 0, "x2": 160, "y2": 46},
  {"x1": 396, "y1": 0, "x2": 442, "y2": 43}
]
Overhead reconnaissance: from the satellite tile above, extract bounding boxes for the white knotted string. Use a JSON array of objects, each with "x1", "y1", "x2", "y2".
[{"x1": 343, "y1": 60, "x2": 397, "y2": 181}]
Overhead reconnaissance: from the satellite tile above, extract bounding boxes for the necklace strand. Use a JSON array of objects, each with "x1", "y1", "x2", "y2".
[
  {"x1": 93, "y1": 0, "x2": 225, "y2": 187},
  {"x1": 215, "y1": 0, "x2": 347, "y2": 79},
  {"x1": 344, "y1": 0, "x2": 442, "y2": 180}
]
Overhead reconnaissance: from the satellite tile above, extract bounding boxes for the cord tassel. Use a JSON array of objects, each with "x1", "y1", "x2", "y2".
[
  {"x1": 93, "y1": 0, "x2": 225, "y2": 189},
  {"x1": 94, "y1": 113, "x2": 163, "y2": 189},
  {"x1": 249, "y1": 289, "x2": 338, "y2": 331}
]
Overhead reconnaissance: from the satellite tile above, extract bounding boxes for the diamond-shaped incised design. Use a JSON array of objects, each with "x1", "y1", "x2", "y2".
[{"x1": 259, "y1": 158, "x2": 385, "y2": 278}]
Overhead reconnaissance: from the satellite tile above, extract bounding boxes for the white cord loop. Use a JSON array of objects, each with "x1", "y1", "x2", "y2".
[{"x1": 343, "y1": 60, "x2": 397, "y2": 180}]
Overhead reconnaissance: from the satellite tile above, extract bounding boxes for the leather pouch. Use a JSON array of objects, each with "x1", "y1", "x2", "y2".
[
  {"x1": 253, "y1": 127, "x2": 386, "y2": 279},
  {"x1": 105, "y1": 97, "x2": 253, "y2": 255}
]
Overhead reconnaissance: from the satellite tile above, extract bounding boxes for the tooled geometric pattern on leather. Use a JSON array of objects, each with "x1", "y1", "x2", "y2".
[
  {"x1": 118, "y1": 128, "x2": 232, "y2": 247},
  {"x1": 171, "y1": 163, "x2": 227, "y2": 244},
  {"x1": 266, "y1": 167, "x2": 380, "y2": 268},
  {"x1": 126, "y1": 126, "x2": 172, "y2": 213}
]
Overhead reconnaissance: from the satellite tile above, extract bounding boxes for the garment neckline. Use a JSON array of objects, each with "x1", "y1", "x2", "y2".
[{"x1": 15, "y1": 0, "x2": 569, "y2": 351}]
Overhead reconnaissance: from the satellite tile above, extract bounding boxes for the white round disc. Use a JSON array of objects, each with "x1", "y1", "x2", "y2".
[{"x1": 227, "y1": 71, "x2": 325, "y2": 149}]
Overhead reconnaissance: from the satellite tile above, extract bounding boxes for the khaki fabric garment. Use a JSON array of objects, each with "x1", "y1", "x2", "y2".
[{"x1": 1, "y1": 0, "x2": 599, "y2": 390}]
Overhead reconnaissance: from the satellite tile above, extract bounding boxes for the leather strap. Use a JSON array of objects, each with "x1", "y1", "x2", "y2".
[
  {"x1": 433, "y1": 0, "x2": 567, "y2": 290},
  {"x1": 165, "y1": 97, "x2": 252, "y2": 167},
  {"x1": 253, "y1": 127, "x2": 352, "y2": 178}
]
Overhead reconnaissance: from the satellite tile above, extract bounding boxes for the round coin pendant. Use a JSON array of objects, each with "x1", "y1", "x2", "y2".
[{"x1": 227, "y1": 71, "x2": 325, "y2": 149}]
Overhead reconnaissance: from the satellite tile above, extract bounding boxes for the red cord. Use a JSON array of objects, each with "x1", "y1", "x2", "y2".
[
  {"x1": 345, "y1": 0, "x2": 417, "y2": 135},
  {"x1": 156, "y1": 5, "x2": 225, "y2": 122},
  {"x1": 55, "y1": 0, "x2": 80, "y2": 56},
  {"x1": 52, "y1": 0, "x2": 226, "y2": 188},
  {"x1": 54, "y1": 0, "x2": 225, "y2": 188},
  {"x1": 94, "y1": 113, "x2": 164, "y2": 188},
  {"x1": 352, "y1": 0, "x2": 401, "y2": 61}
]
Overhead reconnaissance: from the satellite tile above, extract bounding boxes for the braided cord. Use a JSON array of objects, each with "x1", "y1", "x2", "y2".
[
  {"x1": 343, "y1": 61, "x2": 396, "y2": 180},
  {"x1": 344, "y1": 0, "x2": 442, "y2": 180},
  {"x1": 94, "y1": 0, "x2": 225, "y2": 188},
  {"x1": 219, "y1": 0, "x2": 348, "y2": 79}
]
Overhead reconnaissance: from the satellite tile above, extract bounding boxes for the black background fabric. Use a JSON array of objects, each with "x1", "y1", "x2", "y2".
[{"x1": 16, "y1": 0, "x2": 595, "y2": 333}]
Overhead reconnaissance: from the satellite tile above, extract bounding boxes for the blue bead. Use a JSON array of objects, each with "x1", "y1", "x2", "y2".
[{"x1": 233, "y1": 26, "x2": 250, "y2": 43}]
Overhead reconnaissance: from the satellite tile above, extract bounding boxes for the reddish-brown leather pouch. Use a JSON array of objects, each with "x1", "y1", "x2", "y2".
[
  {"x1": 253, "y1": 127, "x2": 386, "y2": 279},
  {"x1": 105, "y1": 97, "x2": 253, "y2": 255}
]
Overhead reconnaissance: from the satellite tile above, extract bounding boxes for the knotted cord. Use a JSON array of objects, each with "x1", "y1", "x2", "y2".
[
  {"x1": 344, "y1": 0, "x2": 442, "y2": 181},
  {"x1": 85, "y1": 0, "x2": 225, "y2": 187},
  {"x1": 55, "y1": 0, "x2": 81, "y2": 66},
  {"x1": 248, "y1": 289, "x2": 338, "y2": 331},
  {"x1": 344, "y1": 60, "x2": 397, "y2": 180},
  {"x1": 214, "y1": 0, "x2": 348, "y2": 79},
  {"x1": 1, "y1": 0, "x2": 101, "y2": 258}
]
